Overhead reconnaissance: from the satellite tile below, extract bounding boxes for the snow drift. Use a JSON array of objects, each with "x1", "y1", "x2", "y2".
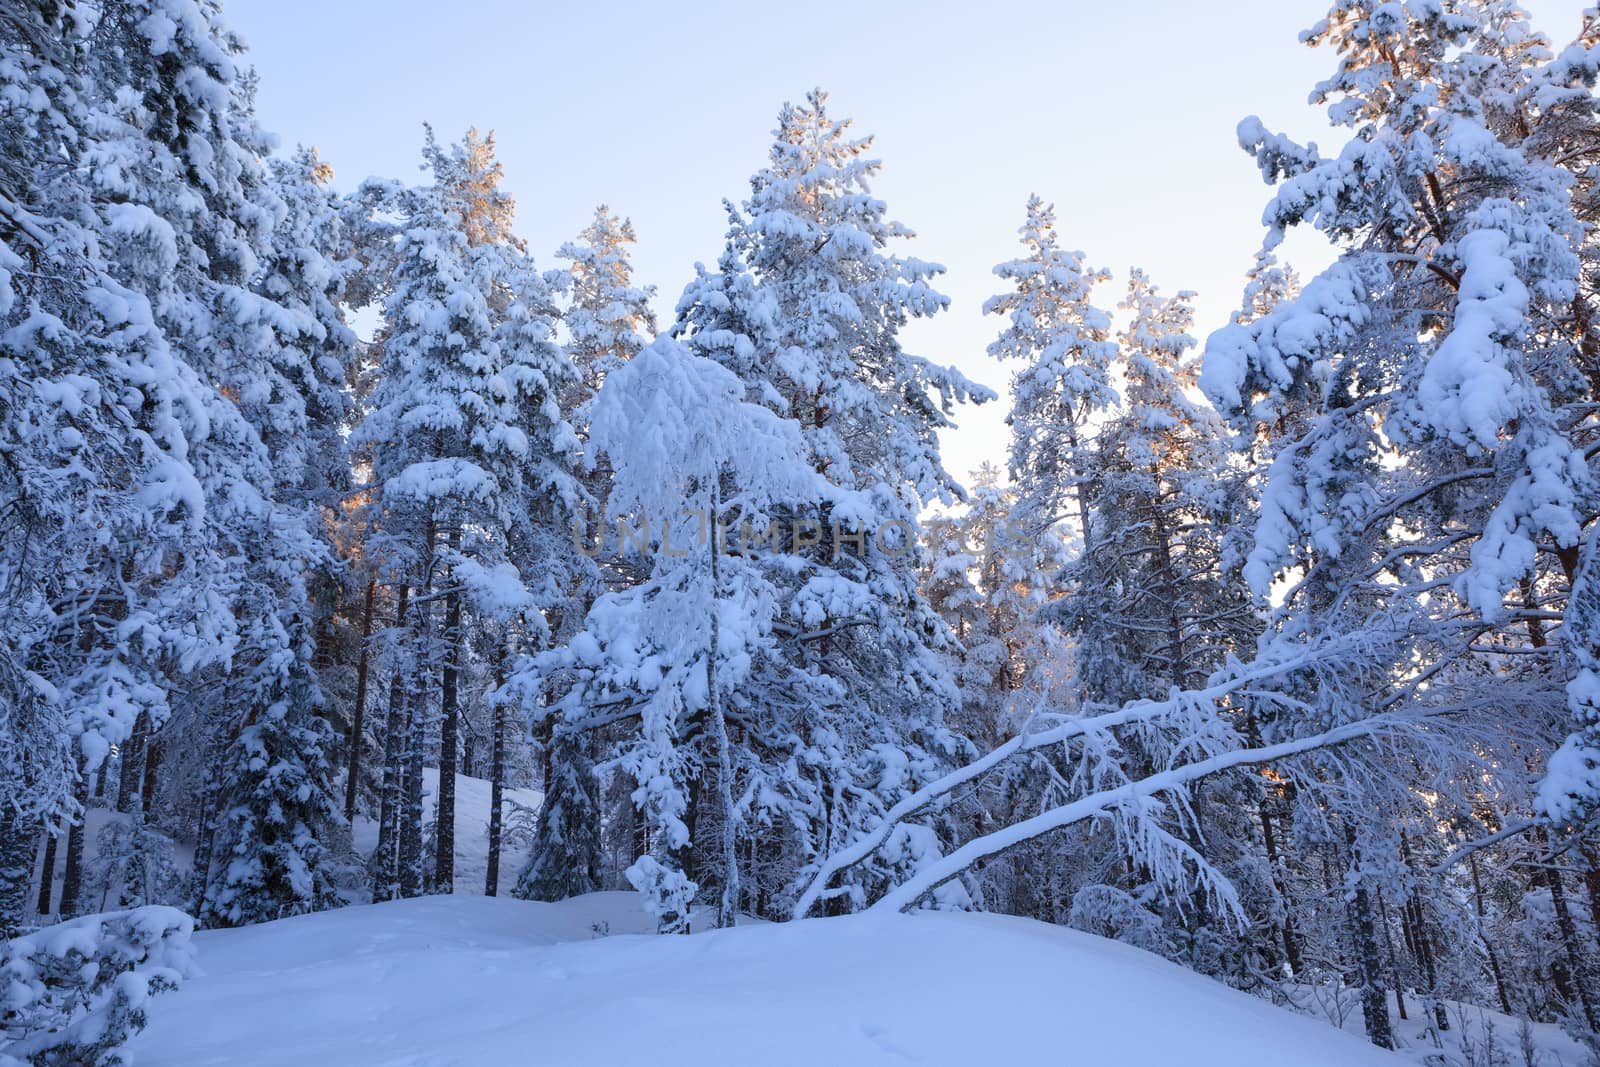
[{"x1": 128, "y1": 891, "x2": 1399, "y2": 1066}]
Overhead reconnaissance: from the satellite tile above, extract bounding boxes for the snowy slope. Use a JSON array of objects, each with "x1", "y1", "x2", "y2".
[{"x1": 129, "y1": 892, "x2": 1401, "y2": 1067}]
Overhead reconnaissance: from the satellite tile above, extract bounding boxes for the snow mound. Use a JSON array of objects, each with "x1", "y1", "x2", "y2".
[{"x1": 129, "y1": 892, "x2": 1399, "y2": 1066}]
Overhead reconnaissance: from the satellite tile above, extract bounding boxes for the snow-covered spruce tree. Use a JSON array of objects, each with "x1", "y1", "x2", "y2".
[
  {"x1": 1195, "y1": 0, "x2": 1600, "y2": 1042},
  {"x1": 199, "y1": 613, "x2": 342, "y2": 928},
  {"x1": 559, "y1": 204, "x2": 657, "y2": 414},
  {"x1": 985, "y1": 194, "x2": 1118, "y2": 555},
  {"x1": 511, "y1": 728, "x2": 602, "y2": 901},
  {"x1": 664, "y1": 90, "x2": 994, "y2": 914},
  {"x1": 353, "y1": 127, "x2": 581, "y2": 896}
]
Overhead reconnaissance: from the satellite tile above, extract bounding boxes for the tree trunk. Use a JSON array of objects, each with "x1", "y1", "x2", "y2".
[
  {"x1": 142, "y1": 734, "x2": 160, "y2": 814},
  {"x1": 1398, "y1": 835, "x2": 1448, "y2": 1031},
  {"x1": 57, "y1": 767, "x2": 90, "y2": 919},
  {"x1": 1469, "y1": 851, "x2": 1514, "y2": 1015},
  {"x1": 399, "y1": 681, "x2": 427, "y2": 898},
  {"x1": 1377, "y1": 888, "x2": 1408, "y2": 1022},
  {"x1": 1581, "y1": 842, "x2": 1600, "y2": 955},
  {"x1": 35, "y1": 825, "x2": 58, "y2": 917},
  {"x1": 485, "y1": 658, "x2": 507, "y2": 898},
  {"x1": 434, "y1": 533, "x2": 461, "y2": 895},
  {"x1": 345, "y1": 571, "x2": 378, "y2": 821},
  {"x1": 706, "y1": 483, "x2": 738, "y2": 928},
  {"x1": 1345, "y1": 832, "x2": 1394, "y2": 1050},
  {"x1": 1248, "y1": 707, "x2": 1302, "y2": 977},
  {"x1": 188, "y1": 774, "x2": 218, "y2": 917},
  {"x1": 116, "y1": 712, "x2": 147, "y2": 814},
  {"x1": 372, "y1": 584, "x2": 410, "y2": 902},
  {"x1": 1539, "y1": 826, "x2": 1597, "y2": 1029}
]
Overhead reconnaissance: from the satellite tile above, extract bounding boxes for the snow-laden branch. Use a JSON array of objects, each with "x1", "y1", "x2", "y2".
[
  {"x1": 868, "y1": 711, "x2": 1433, "y2": 914},
  {"x1": 1429, "y1": 819, "x2": 1546, "y2": 877},
  {"x1": 791, "y1": 640, "x2": 1354, "y2": 919}
]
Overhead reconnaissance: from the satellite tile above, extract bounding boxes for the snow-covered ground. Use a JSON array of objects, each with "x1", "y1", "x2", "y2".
[
  {"x1": 51, "y1": 770, "x2": 1582, "y2": 1066},
  {"x1": 1311, "y1": 987, "x2": 1589, "y2": 1066},
  {"x1": 127, "y1": 891, "x2": 1403, "y2": 1067}
]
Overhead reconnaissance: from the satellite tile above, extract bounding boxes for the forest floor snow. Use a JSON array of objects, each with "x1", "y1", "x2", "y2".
[
  {"x1": 43, "y1": 769, "x2": 1586, "y2": 1065},
  {"x1": 125, "y1": 890, "x2": 1408, "y2": 1067}
]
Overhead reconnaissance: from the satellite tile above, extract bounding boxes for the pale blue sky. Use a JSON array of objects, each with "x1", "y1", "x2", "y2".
[{"x1": 227, "y1": 0, "x2": 1585, "y2": 485}]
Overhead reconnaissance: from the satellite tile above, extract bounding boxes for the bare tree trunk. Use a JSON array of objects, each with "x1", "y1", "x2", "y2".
[
  {"x1": 345, "y1": 571, "x2": 378, "y2": 821},
  {"x1": 1581, "y1": 842, "x2": 1600, "y2": 955},
  {"x1": 1345, "y1": 830, "x2": 1394, "y2": 1050},
  {"x1": 58, "y1": 766, "x2": 89, "y2": 919},
  {"x1": 371, "y1": 584, "x2": 409, "y2": 902},
  {"x1": 188, "y1": 774, "x2": 218, "y2": 916},
  {"x1": 116, "y1": 712, "x2": 147, "y2": 813},
  {"x1": 399, "y1": 682, "x2": 427, "y2": 898},
  {"x1": 1247, "y1": 707, "x2": 1302, "y2": 977},
  {"x1": 142, "y1": 735, "x2": 160, "y2": 815},
  {"x1": 1377, "y1": 888, "x2": 1408, "y2": 1022},
  {"x1": 1398, "y1": 835, "x2": 1448, "y2": 1031},
  {"x1": 1539, "y1": 826, "x2": 1597, "y2": 1029},
  {"x1": 35, "y1": 825, "x2": 58, "y2": 916},
  {"x1": 434, "y1": 530, "x2": 462, "y2": 895},
  {"x1": 1469, "y1": 851, "x2": 1514, "y2": 1015},
  {"x1": 706, "y1": 484, "x2": 737, "y2": 928},
  {"x1": 485, "y1": 654, "x2": 507, "y2": 898},
  {"x1": 400, "y1": 513, "x2": 435, "y2": 898}
]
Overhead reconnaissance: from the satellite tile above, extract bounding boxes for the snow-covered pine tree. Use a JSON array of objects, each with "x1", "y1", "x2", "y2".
[
  {"x1": 352, "y1": 127, "x2": 580, "y2": 896},
  {"x1": 0, "y1": 0, "x2": 332, "y2": 927},
  {"x1": 1065, "y1": 271, "x2": 1248, "y2": 705},
  {"x1": 1197, "y1": 0, "x2": 1600, "y2": 1041},
  {"x1": 513, "y1": 204, "x2": 653, "y2": 904},
  {"x1": 75, "y1": 0, "x2": 365, "y2": 930},
  {"x1": 559, "y1": 205, "x2": 656, "y2": 414},
  {"x1": 920, "y1": 465, "x2": 1070, "y2": 752},
  {"x1": 686, "y1": 91, "x2": 992, "y2": 913},
  {"x1": 520, "y1": 335, "x2": 831, "y2": 928}
]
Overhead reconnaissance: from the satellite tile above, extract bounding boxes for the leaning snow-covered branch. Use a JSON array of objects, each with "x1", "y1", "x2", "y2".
[
  {"x1": 1429, "y1": 819, "x2": 1546, "y2": 877},
  {"x1": 867, "y1": 712, "x2": 1437, "y2": 914},
  {"x1": 791, "y1": 639, "x2": 1358, "y2": 919}
]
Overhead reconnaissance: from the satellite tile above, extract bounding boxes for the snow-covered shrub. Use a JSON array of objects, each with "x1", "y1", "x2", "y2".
[
  {"x1": 1069, "y1": 885, "x2": 1170, "y2": 956},
  {"x1": 0, "y1": 906, "x2": 195, "y2": 1066},
  {"x1": 86, "y1": 814, "x2": 183, "y2": 913},
  {"x1": 626, "y1": 856, "x2": 697, "y2": 934}
]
